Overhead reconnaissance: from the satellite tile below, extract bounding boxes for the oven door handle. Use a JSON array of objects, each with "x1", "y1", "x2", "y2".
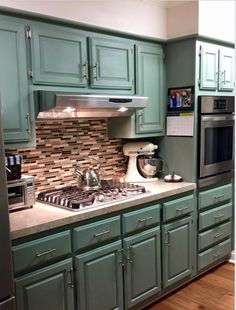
[{"x1": 201, "y1": 115, "x2": 235, "y2": 122}]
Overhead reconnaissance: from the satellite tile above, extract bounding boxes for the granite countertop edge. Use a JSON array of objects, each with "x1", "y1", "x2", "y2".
[{"x1": 10, "y1": 180, "x2": 196, "y2": 240}]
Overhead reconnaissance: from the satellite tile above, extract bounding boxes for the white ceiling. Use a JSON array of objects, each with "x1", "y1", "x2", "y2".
[{"x1": 145, "y1": 0, "x2": 197, "y2": 8}]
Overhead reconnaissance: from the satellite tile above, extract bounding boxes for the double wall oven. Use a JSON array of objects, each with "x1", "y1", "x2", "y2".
[{"x1": 198, "y1": 96, "x2": 234, "y2": 187}]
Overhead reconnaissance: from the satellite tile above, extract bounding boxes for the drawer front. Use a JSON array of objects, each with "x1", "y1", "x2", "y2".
[
  {"x1": 163, "y1": 195, "x2": 194, "y2": 222},
  {"x1": 198, "y1": 221, "x2": 231, "y2": 251},
  {"x1": 73, "y1": 216, "x2": 120, "y2": 251},
  {"x1": 122, "y1": 204, "x2": 160, "y2": 235},
  {"x1": 198, "y1": 183, "x2": 232, "y2": 210},
  {"x1": 198, "y1": 239, "x2": 231, "y2": 271},
  {"x1": 12, "y1": 231, "x2": 71, "y2": 274},
  {"x1": 199, "y1": 202, "x2": 232, "y2": 231}
]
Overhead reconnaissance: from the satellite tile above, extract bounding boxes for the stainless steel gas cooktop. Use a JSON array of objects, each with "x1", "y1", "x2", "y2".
[{"x1": 37, "y1": 181, "x2": 147, "y2": 211}]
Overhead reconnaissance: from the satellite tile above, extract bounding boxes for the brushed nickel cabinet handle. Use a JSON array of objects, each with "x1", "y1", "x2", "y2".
[
  {"x1": 165, "y1": 232, "x2": 171, "y2": 247},
  {"x1": 214, "y1": 194, "x2": 224, "y2": 200},
  {"x1": 26, "y1": 113, "x2": 31, "y2": 134},
  {"x1": 94, "y1": 229, "x2": 110, "y2": 237},
  {"x1": 117, "y1": 249, "x2": 124, "y2": 266},
  {"x1": 214, "y1": 233, "x2": 224, "y2": 239},
  {"x1": 82, "y1": 61, "x2": 89, "y2": 80},
  {"x1": 127, "y1": 246, "x2": 133, "y2": 263},
  {"x1": 35, "y1": 248, "x2": 56, "y2": 257},
  {"x1": 214, "y1": 214, "x2": 225, "y2": 220},
  {"x1": 67, "y1": 268, "x2": 74, "y2": 288},
  {"x1": 93, "y1": 63, "x2": 99, "y2": 80},
  {"x1": 176, "y1": 206, "x2": 189, "y2": 212},
  {"x1": 138, "y1": 216, "x2": 153, "y2": 223}
]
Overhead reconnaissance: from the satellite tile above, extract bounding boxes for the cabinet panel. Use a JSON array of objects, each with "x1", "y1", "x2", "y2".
[
  {"x1": 219, "y1": 47, "x2": 234, "y2": 91},
  {"x1": 162, "y1": 217, "x2": 193, "y2": 288},
  {"x1": 31, "y1": 25, "x2": 87, "y2": 86},
  {"x1": 122, "y1": 204, "x2": 160, "y2": 235},
  {"x1": 163, "y1": 194, "x2": 194, "y2": 221},
  {"x1": 89, "y1": 37, "x2": 134, "y2": 90},
  {"x1": 73, "y1": 216, "x2": 120, "y2": 251},
  {"x1": 75, "y1": 241, "x2": 123, "y2": 310},
  {"x1": 199, "y1": 202, "x2": 232, "y2": 231},
  {"x1": 124, "y1": 227, "x2": 161, "y2": 308},
  {"x1": 0, "y1": 19, "x2": 31, "y2": 143},
  {"x1": 135, "y1": 44, "x2": 164, "y2": 134},
  {"x1": 12, "y1": 231, "x2": 71, "y2": 274},
  {"x1": 15, "y1": 259, "x2": 74, "y2": 310}
]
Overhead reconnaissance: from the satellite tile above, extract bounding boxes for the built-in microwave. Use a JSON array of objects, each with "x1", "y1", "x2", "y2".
[
  {"x1": 198, "y1": 96, "x2": 234, "y2": 187},
  {"x1": 7, "y1": 175, "x2": 35, "y2": 212}
]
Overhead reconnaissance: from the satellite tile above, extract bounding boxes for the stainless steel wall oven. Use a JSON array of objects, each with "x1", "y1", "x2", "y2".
[{"x1": 198, "y1": 96, "x2": 234, "y2": 187}]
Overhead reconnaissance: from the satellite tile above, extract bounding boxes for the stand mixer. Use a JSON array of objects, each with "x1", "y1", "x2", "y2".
[{"x1": 123, "y1": 142, "x2": 164, "y2": 183}]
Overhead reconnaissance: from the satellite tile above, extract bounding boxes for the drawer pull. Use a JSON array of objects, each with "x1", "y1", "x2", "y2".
[
  {"x1": 176, "y1": 206, "x2": 189, "y2": 212},
  {"x1": 214, "y1": 214, "x2": 225, "y2": 220},
  {"x1": 35, "y1": 248, "x2": 56, "y2": 258},
  {"x1": 214, "y1": 233, "x2": 224, "y2": 239},
  {"x1": 138, "y1": 216, "x2": 153, "y2": 223},
  {"x1": 213, "y1": 251, "x2": 223, "y2": 258},
  {"x1": 94, "y1": 230, "x2": 110, "y2": 237},
  {"x1": 214, "y1": 194, "x2": 224, "y2": 200}
]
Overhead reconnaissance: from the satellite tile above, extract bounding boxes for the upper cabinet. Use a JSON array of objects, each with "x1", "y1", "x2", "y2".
[
  {"x1": 0, "y1": 18, "x2": 35, "y2": 148},
  {"x1": 198, "y1": 42, "x2": 234, "y2": 92},
  {"x1": 29, "y1": 24, "x2": 134, "y2": 92}
]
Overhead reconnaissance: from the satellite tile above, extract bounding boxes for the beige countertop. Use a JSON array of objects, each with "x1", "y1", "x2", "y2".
[{"x1": 10, "y1": 180, "x2": 196, "y2": 240}]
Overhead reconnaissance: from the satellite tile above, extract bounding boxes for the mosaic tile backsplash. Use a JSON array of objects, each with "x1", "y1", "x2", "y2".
[{"x1": 7, "y1": 119, "x2": 126, "y2": 193}]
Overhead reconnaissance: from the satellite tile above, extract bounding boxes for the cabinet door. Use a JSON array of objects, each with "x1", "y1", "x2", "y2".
[
  {"x1": 124, "y1": 227, "x2": 161, "y2": 309},
  {"x1": 15, "y1": 259, "x2": 74, "y2": 310},
  {"x1": 30, "y1": 25, "x2": 87, "y2": 86},
  {"x1": 135, "y1": 44, "x2": 164, "y2": 134},
  {"x1": 199, "y1": 44, "x2": 219, "y2": 90},
  {"x1": 89, "y1": 37, "x2": 134, "y2": 90},
  {"x1": 162, "y1": 217, "x2": 193, "y2": 288},
  {"x1": 219, "y1": 47, "x2": 234, "y2": 91},
  {"x1": 75, "y1": 241, "x2": 123, "y2": 310},
  {"x1": 0, "y1": 20, "x2": 31, "y2": 143}
]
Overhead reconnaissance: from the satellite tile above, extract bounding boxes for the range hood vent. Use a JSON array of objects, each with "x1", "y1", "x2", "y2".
[{"x1": 34, "y1": 91, "x2": 148, "y2": 119}]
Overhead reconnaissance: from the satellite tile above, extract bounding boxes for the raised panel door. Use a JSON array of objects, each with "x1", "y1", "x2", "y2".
[
  {"x1": 135, "y1": 44, "x2": 164, "y2": 134},
  {"x1": 30, "y1": 25, "x2": 87, "y2": 86},
  {"x1": 0, "y1": 19, "x2": 31, "y2": 143},
  {"x1": 15, "y1": 259, "x2": 74, "y2": 310},
  {"x1": 162, "y1": 217, "x2": 193, "y2": 288},
  {"x1": 219, "y1": 47, "x2": 234, "y2": 91},
  {"x1": 124, "y1": 227, "x2": 161, "y2": 308},
  {"x1": 89, "y1": 37, "x2": 134, "y2": 90},
  {"x1": 75, "y1": 241, "x2": 123, "y2": 310}
]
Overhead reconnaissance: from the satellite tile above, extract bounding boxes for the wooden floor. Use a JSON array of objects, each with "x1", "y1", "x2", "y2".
[{"x1": 146, "y1": 263, "x2": 234, "y2": 310}]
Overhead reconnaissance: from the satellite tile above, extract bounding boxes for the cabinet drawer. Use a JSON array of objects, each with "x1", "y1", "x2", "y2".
[
  {"x1": 198, "y1": 239, "x2": 231, "y2": 271},
  {"x1": 198, "y1": 183, "x2": 232, "y2": 210},
  {"x1": 199, "y1": 203, "x2": 232, "y2": 231},
  {"x1": 122, "y1": 204, "x2": 160, "y2": 235},
  {"x1": 163, "y1": 195, "x2": 194, "y2": 222},
  {"x1": 12, "y1": 231, "x2": 71, "y2": 274},
  {"x1": 73, "y1": 216, "x2": 120, "y2": 251},
  {"x1": 198, "y1": 221, "x2": 231, "y2": 251}
]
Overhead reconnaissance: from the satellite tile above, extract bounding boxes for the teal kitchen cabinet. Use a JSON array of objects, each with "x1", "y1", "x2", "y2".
[
  {"x1": 29, "y1": 23, "x2": 134, "y2": 92},
  {"x1": 15, "y1": 259, "x2": 74, "y2": 310},
  {"x1": 162, "y1": 217, "x2": 193, "y2": 288},
  {"x1": 75, "y1": 241, "x2": 123, "y2": 310},
  {"x1": 197, "y1": 182, "x2": 233, "y2": 272},
  {"x1": 198, "y1": 42, "x2": 234, "y2": 92},
  {"x1": 0, "y1": 18, "x2": 34, "y2": 148},
  {"x1": 107, "y1": 42, "x2": 165, "y2": 138},
  {"x1": 123, "y1": 227, "x2": 161, "y2": 309}
]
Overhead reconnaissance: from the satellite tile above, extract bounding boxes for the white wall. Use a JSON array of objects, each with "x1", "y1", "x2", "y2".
[
  {"x1": 198, "y1": 0, "x2": 235, "y2": 43},
  {"x1": 0, "y1": 0, "x2": 167, "y2": 39},
  {"x1": 167, "y1": 1, "x2": 198, "y2": 39}
]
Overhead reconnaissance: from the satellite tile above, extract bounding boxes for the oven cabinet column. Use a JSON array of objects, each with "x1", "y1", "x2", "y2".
[
  {"x1": 197, "y1": 182, "x2": 233, "y2": 273},
  {"x1": 161, "y1": 194, "x2": 195, "y2": 289}
]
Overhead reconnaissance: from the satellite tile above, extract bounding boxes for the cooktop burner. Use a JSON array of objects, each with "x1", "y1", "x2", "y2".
[{"x1": 37, "y1": 181, "x2": 146, "y2": 211}]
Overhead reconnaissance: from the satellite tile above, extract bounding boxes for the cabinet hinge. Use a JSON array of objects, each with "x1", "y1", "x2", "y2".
[
  {"x1": 26, "y1": 27, "x2": 32, "y2": 39},
  {"x1": 198, "y1": 79, "x2": 201, "y2": 87},
  {"x1": 28, "y1": 69, "x2": 33, "y2": 79},
  {"x1": 163, "y1": 52, "x2": 165, "y2": 60},
  {"x1": 199, "y1": 45, "x2": 202, "y2": 56}
]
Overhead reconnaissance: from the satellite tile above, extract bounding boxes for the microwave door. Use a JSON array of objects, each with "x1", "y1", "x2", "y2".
[
  {"x1": 199, "y1": 115, "x2": 234, "y2": 178},
  {"x1": 8, "y1": 183, "x2": 26, "y2": 210}
]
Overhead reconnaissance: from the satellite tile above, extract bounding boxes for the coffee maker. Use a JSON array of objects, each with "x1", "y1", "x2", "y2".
[{"x1": 123, "y1": 142, "x2": 164, "y2": 183}]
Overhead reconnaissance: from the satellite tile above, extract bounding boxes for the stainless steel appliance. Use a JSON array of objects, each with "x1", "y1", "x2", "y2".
[
  {"x1": 34, "y1": 92, "x2": 148, "y2": 119},
  {"x1": 37, "y1": 181, "x2": 147, "y2": 211},
  {"x1": 0, "y1": 100, "x2": 15, "y2": 310},
  {"x1": 7, "y1": 175, "x2": 35, "y2": 212},
  {"x1": 198, "y1": 96, "x2": 234, "y2": 187}
]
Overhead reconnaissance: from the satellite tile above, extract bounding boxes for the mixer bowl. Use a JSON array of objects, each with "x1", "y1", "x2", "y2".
[{"x1": 137, "y1": 157, "x2": 164, "y2": 178}]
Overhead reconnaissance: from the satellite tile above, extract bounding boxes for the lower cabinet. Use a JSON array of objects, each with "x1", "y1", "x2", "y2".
[
  {"x1": 15, "y1": 258, "x2": 74, "y2": 310},
  {"x1": 75, "y1": 241, "x2": 123, "y2": 310},
  {"x1": 162, "y1": 217, "x2": 193, "y2": 288},
  {"x1": 123, "y1": 227, "x2": 161, "y2": 309}
]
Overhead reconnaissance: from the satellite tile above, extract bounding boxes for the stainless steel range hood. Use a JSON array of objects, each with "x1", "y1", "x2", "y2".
[{"x1": 34, "y1": 91, "x2": 148, "y2": 119}]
